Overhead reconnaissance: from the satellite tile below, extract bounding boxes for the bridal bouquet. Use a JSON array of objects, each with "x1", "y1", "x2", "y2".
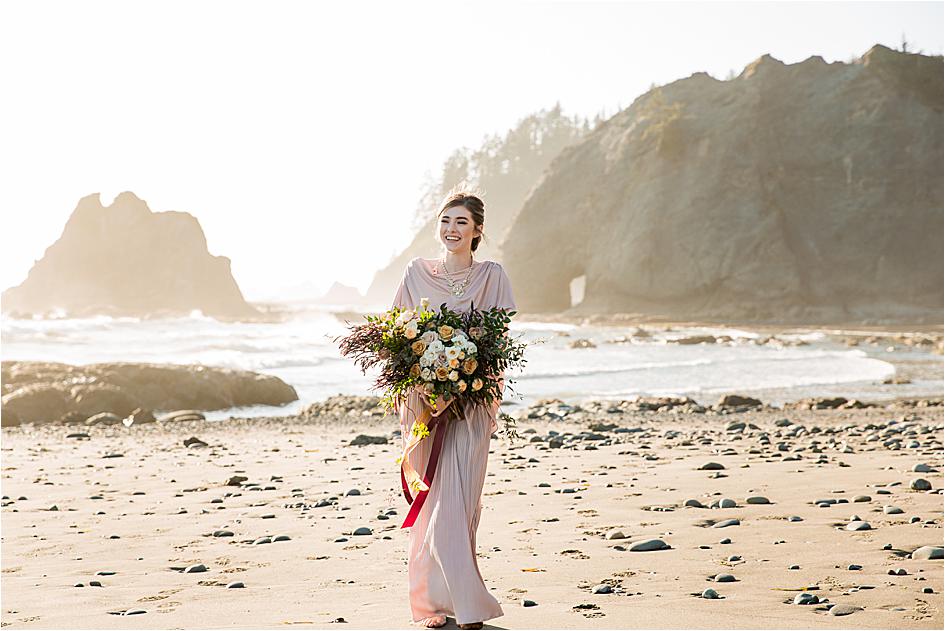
[
  {"x1": 336, "y1": 297, "x2": 526, "y2": 419},
  {"x1": 335, "y1": 298, "x2": 527, "y2": 527}
]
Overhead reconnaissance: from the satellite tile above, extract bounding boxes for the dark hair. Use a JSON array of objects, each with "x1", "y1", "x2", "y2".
[{"x1": 436, "y1": 191, "x2": 485, "y2": 252}]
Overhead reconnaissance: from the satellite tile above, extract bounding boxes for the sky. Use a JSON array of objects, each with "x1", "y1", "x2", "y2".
[{"x1": 1, "y1": 0, "x2": 942, "y2": 302}]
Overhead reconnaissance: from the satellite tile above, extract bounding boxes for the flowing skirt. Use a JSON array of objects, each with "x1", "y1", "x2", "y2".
[{"x1": 398, "y1": 388, "x2": 505, "y2": 625}]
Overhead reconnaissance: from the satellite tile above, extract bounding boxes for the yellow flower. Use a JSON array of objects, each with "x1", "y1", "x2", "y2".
[
  {"x1": 462, "y1": 358, "x2": 478, "y2": 375},
  {"x1": 409, "y1": 363, "x2": 421, "y2": 378},
  {"x1": 411, "y1": 421, "x2": 430, "y2": 439},
  {"x1": 438, "y1": 325, "x2": 454, "y2": 341},
  {"x1": 405, "y1": 325, "x2": 418, "y2": 340},
  {"x1": 448, "y1": 358, "x2": 460, "y2": 369},
  {"x1": 395, "y1": 456, "x2": 403, "y2": 465},
  {"x1": 435, "y1": 366, "x2": 449, "y2": 381},
  {"x1": 472, "y1": 378, "x2": 483, "y2": 391},
  {"x1": 411, "y1": 340, "x2": 426, "y2": 355},
  {"x1": 457, "y1": 379, "x2": 468, "y2": 393},
  {"x1": 410, "y1": 479, "x2": 424, "y2": 493}
]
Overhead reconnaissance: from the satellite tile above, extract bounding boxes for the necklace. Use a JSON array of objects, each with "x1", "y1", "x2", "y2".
[{"x1": 435, "y1": 257, "x2": 475, "y2": 297}]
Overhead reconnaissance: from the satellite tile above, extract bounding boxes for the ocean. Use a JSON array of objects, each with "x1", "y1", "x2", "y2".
[{"x1": 2, "y1": 302, "x2": 940, "y2": 421}]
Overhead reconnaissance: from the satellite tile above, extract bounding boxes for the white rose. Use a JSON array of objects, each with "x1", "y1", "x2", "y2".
[
  {"x1": 448, "y1": 370, "x2": 459, "y2": 381},
  {"x1": 419, "y1": 354, "x2": 432, "y2": 367},
  {"x1": 405, "y1": 324, "x2": 418, "y2": 339},
  {"x1": 420, "y1": 367, "x2": 433, "y2": 381},
  {"x1": 445, "y1": 346, "x2": 460, "y2": 360},
  {"x1": 465, "y1": 342, "x2": 477, "y2": 355},
  {"x1": 421, "y1": 330, "x2": 437, "y2": 344},
  {"x1": 429, "y1": 340, "x2": 444, "y2": 354}
]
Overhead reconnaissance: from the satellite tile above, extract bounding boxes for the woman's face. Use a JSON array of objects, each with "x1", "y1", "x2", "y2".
[{"x1": 438, "y1": 206, "x2": 481, "y2": 254}]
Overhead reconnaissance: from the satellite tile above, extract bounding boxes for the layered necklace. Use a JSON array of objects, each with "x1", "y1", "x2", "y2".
[{"x1": 434, "y1": 257, "x2": 475, "y2": 297}]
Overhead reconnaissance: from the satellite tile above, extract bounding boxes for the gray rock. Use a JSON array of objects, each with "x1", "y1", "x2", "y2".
[
  {"x1": 227, "y1": 581, "x2": 245, "y2": 588},
  {"x1": 346, "y1": 489, "x2": 362, "y2": 496},
  {"x1": 793, "y1": 592, "x2": 818, "y2": 605},
  {"x1": 788, "y1": 515, "x2": 803, "y2": 522},
  {"x1": 272, "y1": 535, "x2": 291, "y2": 542},
  {"x1": 212, "y1": 530, "x2": 234, "y2": 537},
  {"x1": 912, "y1": 463, "x2": 933, "y2": 473},
  {"x1": 883, "y1": 505, "x2": 904, "y2": 515},
  {"x1": 605, "y1": 529, "x2": 627, "y2": 540},
  {"x1": 853, "y1": 495, "x2": 871, "y2": 503},
  {"x1": 522, "y1": 599, "x2": 538, "y2": 607},
  {"x1": 253, "y1": 537, "x2": 271, "y2": 545},
  {"x1": 123, "y1": 608, "x2": 147, "y2": 616},
  {"x1": 349, "y1": 434, "x2": 388, "y2": 446},
  {"x1": 848, "y1": 564, "x2": 863, "y2": 570},
  {"x1": 592, "y1": 584, "x2": 613, "y2": 594},
  {"x1": 714, "y1": 573, "x2": 736, "y2": 582},
  {"x1": 684, "y1": 499, "x2": 705, "y2": 508},
  {"x1": 745, "y1": 496, "x2": 770, "y2": 504},
  {"x1": 846, "y1": 521, "x2": 872, "y2": 531},
  {"x1": 353, "y1": 527, "x2": 372, "y2": 536},
  {"x1": 829, "y1": 604, "x2": 861, "y2": 616},
  {"x1": 699, "y1": 462, "x2": 725, "y2": 471},
  {"x1": 911, "y1": 546, "x2": 944, "y2": 560},
  {"x1": 184, "y1": 564, "x2": 208, "y2": 573},
  {"x1": 712, "y1": 519, "x2": 740, "y2": 528},
  {"x1": 719, "y1": 498, "x2": 737, "y2": 508},
  {"x1": 718, "y1": 538, "x2": 732, "y2": 544},
  {"x1": 701, "y1": 588, "x2": 719, "y2": 599},
  {"x1": 911, "y1": 478, "x2": 932, "y2": 491},
  {"x1": 628, "y1": 538, "x2": 669, "y2": 552}
]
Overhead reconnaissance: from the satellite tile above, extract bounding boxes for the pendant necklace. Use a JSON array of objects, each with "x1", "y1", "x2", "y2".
[{"x1": 435, "y1": 257, "x2": 475, "y2": 297}]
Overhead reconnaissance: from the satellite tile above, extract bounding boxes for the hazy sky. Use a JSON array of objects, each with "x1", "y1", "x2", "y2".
[{"x1": 1, "y1": 0, "x2": 942, "y2": 301}]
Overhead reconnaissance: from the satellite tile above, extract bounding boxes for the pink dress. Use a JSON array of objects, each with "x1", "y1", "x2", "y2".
[{"x1": 391, "y1": 257, "x2": 515, "y2": 626}]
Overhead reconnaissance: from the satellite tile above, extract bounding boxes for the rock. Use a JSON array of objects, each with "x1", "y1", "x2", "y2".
[
  {"x1": 701, "y1": 588, "x2": 719, "y2": 599},
  {"x1": 717, "y1": 394, "x2": 762, "y2": 408},
  {"x1": 883, "y1": 506, "x2": 904, "y2": 515},
  {"x1": 788, "y1": 515, "x2": 803, "y2": 522},
  {"x1": 226, "y1": 475, "x2": 248, "y2": 487},
  {"x1": 272, "y1": 535, "x2": 291, "y2": 542},
  {"x1": 684, "y1": 499, "x2": 705, "y2": 508},
  {"x1": 123, "y1": 608, "x2": 147, "y2": 616},
  {"x1": 793, "y1": 592, "x2": 819, "y2": 605},
  {"x1": 184, "y1": 564, "x2": 208, "y2": 573},
  {"x1": 349, "y1": 434, "x2": 388, "y2": 446},
  {"x1": 353, "y1": 527, "x2": 372, "y2": 536},
  {"x1": 718, "y1": 538, "x2": 731, "y2": 544},
  {"x1": 848, "y1": 564, "x2": 863, "y2": 570},
  {"x1": 592, "y1": 584, "x2": 612, "y2": 594},
  {"x1": 846, "y1": 521, "x2": 872, "y2": 531},
  {"x1": 253, "y1": 537, "x2": 271, "y2": 545},
  {"x1": 911, "y1": 546, "x2": 944, "y2": 560},
  {"x1": 911, "y1": 478, "x2": 932, "y2": 491},
  {"x1": 122, "y1": 407, "x2": 155, "y2": 427},
  {"x1": 212, "y1": 530, "x2": 234, "y2": 537},
  {"x1": 227, "y1": 581, "x2": 245, "y2": 588},
  {"x1": 712, "y1": 519, "x2": 740, "y2": 528},
  {"x1": 628, "y1": 538, "x2": 669, "y2": 551},
  {"x1": 714, "y1": 573, "x2": 736, "y2": 582},
  {"x1": 698, "y1": 462, "x2": 725, "y2": 471},
  {"x1": 745, "y1": 496, "x2": 770, "y2": 504},
  {"x1": 346, "y1": 489, "x2": 361, "y2": 496},
  {"x1": 913, "y1": 463, "x2": 933, "y2": 473},
  {"x1": 605, "y1": 529, "x2": 627, "y2": 540},
  {"x1": 522, "y1": 599, "x2": 538, "y2": 607},
  {"x1": 183, "y1": 436, "x2": 208, "y2": 448},
  {"x1": 719, "y1": 498, "x2": 737, "y2": 508},
  {"x1": 829, "y1": 604, "x2": 861, "y2": 616},
  {"x1": 853, "y1": 495, "x2": 871, "y2": 503}
]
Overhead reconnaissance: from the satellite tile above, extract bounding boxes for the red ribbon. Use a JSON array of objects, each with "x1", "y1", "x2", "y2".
[{"x1": 400, "y1": 413, "x2": 448, "y2": 529}]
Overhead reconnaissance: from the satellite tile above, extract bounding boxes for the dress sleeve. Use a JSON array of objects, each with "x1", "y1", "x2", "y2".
[
  {"x1": 391, "y1": 259, "x2": 414, "y2": 310},
  {"x1": 491, "y1": 262, "x2": 517, "y2": 312}
]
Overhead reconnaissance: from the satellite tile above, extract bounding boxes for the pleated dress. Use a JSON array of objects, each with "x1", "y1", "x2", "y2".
[{"x1": 391, "y1": 257, "x2": 515, "y2": 626}]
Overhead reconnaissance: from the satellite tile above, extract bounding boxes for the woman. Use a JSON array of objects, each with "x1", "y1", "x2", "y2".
[{"x1": 391, "y1": 191, "x2": 515, "y2": 629}]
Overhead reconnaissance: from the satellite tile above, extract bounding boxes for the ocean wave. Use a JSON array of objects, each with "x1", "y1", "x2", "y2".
[{"x1": 515, "y1": 358, "x2": 714, "y2": 380}]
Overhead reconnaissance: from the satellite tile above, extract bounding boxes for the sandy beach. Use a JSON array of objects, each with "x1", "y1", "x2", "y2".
[{"x1": 1, "y1": 394, "x2": 942, "y2": 629}]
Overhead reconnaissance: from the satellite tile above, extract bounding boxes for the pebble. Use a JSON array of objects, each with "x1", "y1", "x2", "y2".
[
  {"x1": 123, "y1": 608, "x2": 147, "y2": 616},
  {"x1": 883, "y1": 506, "x2": 904, "y2": 515},
  {"x1": 788, "y1": 515, "x2": 803, "y2": 522},
  {"x1": 353, "y1": 527, "x2": 372, "y2": 536},
  {"x1": 718, "y1": 498, "x2": 736, "y2": 508},
  {"x1": 911, "y1": 478, "x2": 932, "y2": 491},
  {"x1": 745, "y1": 496, "x2": 770, "y2": 504},
  {"x1": 712, "y1": 519, "x2": 740, "y2": 528},
  {"x1": 829, "y1": 604, "x2": 861, "y2": 616},
  {"x1": 852, "y1": 495, "x2": 871, "y2": 503},
  {"x1": 699, "y1": 462, "x2": 725, "y2": 470},
  {"x1": 788, "y1": 565, "x2": 800, "y2": 570},
  {"x1": 718, "y1": 538, "x2": 731, "y2": 544},
  {"x1": 793, "y1": 592, "x2": 818, "y2": 605},
  {"x1": 605, "y1": 529, "x2": 627, "y2": 540},
  {"x1": 522, "y1": 599, "x2": 538, "y2": 607},
  {"x1": 913, "y1": 463, "x2": 933, "y2": 473},
  {"x1": 89, "y1": 580, "x2": 102, "y2": 587},
  {"x1": 592, "y1": 584, "x2": 612, "y2": 594},
  {"x1": 227, "y1": 581, "x2": 245, "y2": 588},
  {"x1": 684, "y1": 499, "x2": 705, "y2": 508},
  {"x1": 346, "y1": 489, "x2": 361, "y2": 496},
  {"x1": 212, "y1": 530, "x2": 234, "y2": 537},
  {"x1": 923, "y1": 587, "x2": 934, "y2": 594},
  {"x1": 701, "y1": 588, "x2": 719, "y2": 599},
  {"x1": 253, "y1": 537, "x2": 271, "y2": 545},
  {"x1": 848, "y1": 564, "x2": 863, "y2": 570},
  {"x1": 845, "y1": 521, "x2": 871, "y2": 531},
  {"x1": 184, "y1": 564, "x2": 208, "y2": 573},
  {"x1": 911, "y1": 546, "x2": 944, "y2": 560},
  {"x1": 272, "y1": 535, "x2": 291, "y2": 542},
  {"x1": 714, "y1": 573, "x2": 736, "y2": 583},
  {"x1": 628, "y1": 538, "x2": 669, "y2": 552}
]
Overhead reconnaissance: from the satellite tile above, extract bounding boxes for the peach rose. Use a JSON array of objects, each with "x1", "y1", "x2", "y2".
[
  {"x1": 471, "y1": 378, "x2": 483, "y2": 391},
  {"x1": 438, "y1": 325, "x2": 454, "y2": 341},
  {"x1": 435, "y1": 367, "x2": 449, "y2": 381},
  {"x1": 462, "y1": 358, "x2": 478, "y2": 375},
  {"x1": 411, "y1": 340, "x2": 426, "y2": 355},
  {"x1": 448, "y1": 358, "x2": 460, "y2": 369},
  {"x1": 409, "y1": 363, "x2": 421, "y2": 378},
  {"x1": 457, "y1": 379, "x2": 467, "y2": 393}
]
